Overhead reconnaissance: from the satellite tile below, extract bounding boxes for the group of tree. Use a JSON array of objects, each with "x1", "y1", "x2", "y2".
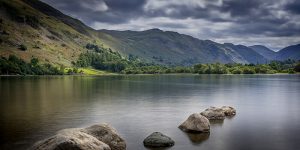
[
  {"x1": 76, "y1": 43, "x2": 148, "y2": 72},
  {"x1": 193, "y1": 60, "x2": 300, "y2": 74},
  {"x1": 121, "y1": 60, "x2": 300, "y2": 74},
  {"x1": 0, "y1": 55, "x2": 63, "y2": 75}
]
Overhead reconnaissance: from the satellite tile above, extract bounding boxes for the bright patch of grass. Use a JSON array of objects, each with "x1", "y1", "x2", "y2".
[
  {"x1": 64, "y1": 68, "x2": 116, "y2": 75},
  {"x1": 79, "y1": 68, "x2": 115, "y2": 75}
]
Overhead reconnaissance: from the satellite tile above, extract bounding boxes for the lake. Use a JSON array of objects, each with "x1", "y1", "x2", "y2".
[{"x1": 0, "y1": 75, "x2": 300, "y2": 150}]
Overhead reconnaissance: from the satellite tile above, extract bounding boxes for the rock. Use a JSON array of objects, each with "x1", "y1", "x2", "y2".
[
  {"x1": 143, "y1": 132, "x2": 175, "y2": 147},
  {"x1": 83, "y1": 123, "x2": 126, "y2": 150},
  {"x1": 179, "y1": 113, "x2": 210, "y2": 133},
  {"x1": 30, "y1": 123, "x2": 126, "y2": 150},
  {"x1": 200, "y1": 107, "x2": 226, "y2": 120},
  {"x1": 221, "y1": 106, "x2": 236, "y2": 116},
  {"x1": 30, "y1": 128, "x2": 111, "y2": 150}
]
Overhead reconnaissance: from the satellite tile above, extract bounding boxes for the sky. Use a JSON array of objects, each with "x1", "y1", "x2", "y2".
[{"x1": 41, "y1": 0, "x2": 300, "y2": 51}]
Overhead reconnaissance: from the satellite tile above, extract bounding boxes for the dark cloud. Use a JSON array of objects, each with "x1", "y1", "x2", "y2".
[
  {"x1": 285, "y1": 0, "x2": 300, "y2": 14},
  {"x1": 221, "y1": 0, "x2": 261, "y2": 17},
  {"x1": 104, "y1": 0, "x2": 146, "y2": 11},
  {"x1": 41, "y1": 0, "x2": 300, "y2": 49}
]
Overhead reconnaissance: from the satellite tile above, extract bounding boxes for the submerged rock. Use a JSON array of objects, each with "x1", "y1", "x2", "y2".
[
  {"x1": 143, "y1": 132, "x2": 175, "y2": 147},
  {"x1": 221, "y1": 106, "x2": 236, "y2": 116},
  {"x1": 83, "y1": 123, "x2": 126, "y2": 150},
  {"x1": 30, "y1": 128, "x2": 111, "y2": 150},
  {"x1": 30, "y1": 123, "x2": 126, "y2": 150},
  {"x1": 200, "y1": 107, "x2": 226, "y2": 120},
  {"x1": 179, "y1": 113, "x2": 210, "y2": 133}
]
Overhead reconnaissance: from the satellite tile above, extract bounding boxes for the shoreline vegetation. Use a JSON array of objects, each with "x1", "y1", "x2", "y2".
[
  {"x1": 0, "y1": 54, "x2": 299, "y2": 76},
  {"x1": 1, "y1": 41, "x2": 299, "y2": 75}
]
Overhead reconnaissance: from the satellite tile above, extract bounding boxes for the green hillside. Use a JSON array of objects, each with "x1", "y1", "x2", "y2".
[{"x1": 0, "y1": 0, "x2": 113, "y2": 67}]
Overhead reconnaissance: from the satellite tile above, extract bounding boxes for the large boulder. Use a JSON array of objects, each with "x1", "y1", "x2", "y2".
[
  {"x1": 221, "y1": 106, "x2": 236, "y2": 116},
  {"x1": 83, "y1": 123, "x2": 126, "y2": 150},
  {"x1": 200, "y1": 107, "x2": 225, "y2": 120},
  {"x1": 30, "y1": 123, "x2": 126, "y2": 150},
  {"x1": 179, "y1": 113, "x2": 210, "y2": 133},
  {"x1": 30, "y1": 128, "x2": 111, "y2": 150},
  {"x1": 143, "y1": 132, "x2": 175, "y2": 148}
]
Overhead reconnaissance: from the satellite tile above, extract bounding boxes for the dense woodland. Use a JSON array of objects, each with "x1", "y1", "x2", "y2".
[{"x1": 0, "y1": 43, "x2": 300, "y2": 75}]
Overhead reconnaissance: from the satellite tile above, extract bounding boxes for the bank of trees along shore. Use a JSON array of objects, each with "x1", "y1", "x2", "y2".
[
  {"x1": 0, "y1": 43, "x2": 299, "y2": 75},
  {"x1": 1, "y1": 55, "x2": 299, "y2": 75},
  {"x1": 0, "y1": 55, "x2": 63, "y2": 75},
  {"x1": 121, "y1": 60, "x2": 300, "y2": 74}
]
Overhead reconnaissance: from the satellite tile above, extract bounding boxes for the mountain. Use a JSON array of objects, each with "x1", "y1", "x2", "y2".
[
  {"x1": 0, "y1": 0, "x2": 296, "y2": 67},
  {"x1": 99, "y1": 29, "x2": 267, "y2": 65},
  {"x1": 275, "y1": 44, "x2": 300, "y2": 61},
  {"x1": 249, "y1": 45, "x2": 277, "y2": 60},
  {"x1": 249, "y1": 44, "x2": 300, "y2": 61}
]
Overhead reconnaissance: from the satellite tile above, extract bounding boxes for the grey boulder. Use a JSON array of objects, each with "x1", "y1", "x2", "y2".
[
  {"x1": 179, "y1": 113, "x2": 210, "y2": 133},
  {"x1": 221, "y1": 106, "x2": 236, "y2": 116},
  {"x1": 200, "y1": 107, "x2": 226, "y2": 120},
  {"x1": 30, "y1": 128, "x2": 111, "y2": 150},
  {"x1": 30, "y1": 123, "x2": 126, "y2": 150},
  {"x1": 83, "y1": 123, "x2": 126, "y2": 150},
  {"x1": 143, "y1": 132, "x2": 175, "y2": 147}
]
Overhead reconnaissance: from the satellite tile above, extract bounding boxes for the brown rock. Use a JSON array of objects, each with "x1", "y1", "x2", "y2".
[{"x1": 179, "y1": 113, "x2": 210, "y2": 133}]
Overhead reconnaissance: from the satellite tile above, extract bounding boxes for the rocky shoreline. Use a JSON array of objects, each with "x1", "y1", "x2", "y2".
[{"x1": 29, "y1": 106, "x2": 236, "y2": 150}]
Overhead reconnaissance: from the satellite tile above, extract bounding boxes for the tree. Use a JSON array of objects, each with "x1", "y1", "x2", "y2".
[
  {"x1": 30, "y1": 58, "x2": 39, "y2": 66},
  {"x1": 294, "y1": 63, "x2": 300, "y2": 72},
  {"x1": 243, "y1": 68, "x2": 255, "y2": 74}
]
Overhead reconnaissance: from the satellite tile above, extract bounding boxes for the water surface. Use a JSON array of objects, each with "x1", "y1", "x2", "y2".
[{"x1": 0, "y1": 75, "x2": 299, "y2": 150}]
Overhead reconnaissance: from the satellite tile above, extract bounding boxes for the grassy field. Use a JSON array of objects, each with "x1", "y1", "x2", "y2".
[{"x1": 64, "y1": 68, "x2": 116, "y2": 75}]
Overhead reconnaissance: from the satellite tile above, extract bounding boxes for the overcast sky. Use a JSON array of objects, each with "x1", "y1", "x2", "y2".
[{"x1": 41, "y1": 0, "x2": 300, "y2": 50}]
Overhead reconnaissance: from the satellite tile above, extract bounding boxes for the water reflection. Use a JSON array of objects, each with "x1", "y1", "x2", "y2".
[
  {"x1": 210, "y1": 120, "x2": 224, "y2": 126},
  {"x1": 0, "y1": 75, "x2": 300, "y2": 150},
  {"x1": 184, "y1": 132, "x2": 210, "y2": 145}
]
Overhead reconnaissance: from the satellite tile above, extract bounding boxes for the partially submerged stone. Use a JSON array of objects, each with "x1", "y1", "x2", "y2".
[
  {"x1": 30, "y1": 128, "x2": 111, "y2": 150},
  {"x1": 143, "y1": 132, "x2": 175, "y2": 148},
  {"x1": 30, "y1": 123, "x2": 126, "y2": 150},
  {"x1": 200, "y1": 107, "x2": 226, "y2": 120},
  {"x1": 179, "y1": 113, "x2": 210, "y2": 133},
  {"x1": 221, "y1": 106, "x2": 236, "y2": 116},
  {"x1": 83, "y1": 123, "x2": 126, "y2": 150}
]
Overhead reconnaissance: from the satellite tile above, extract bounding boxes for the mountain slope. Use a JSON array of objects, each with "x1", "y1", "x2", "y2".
[
  {"x1": 275, "y1": 44, "x2": 300, "y2": 61},
  {"x1": 22, "y1": 0, "x2": 92, "y2": 36},
  {"x1": 249, "y1": 45, "x2": 276, "y2": 60},
  {"x1": 99, "y1": 29, "x2": 267, "y2": 65},
  {"x1": 0, "y1": 0, "x2": 110, "y2": 66}
]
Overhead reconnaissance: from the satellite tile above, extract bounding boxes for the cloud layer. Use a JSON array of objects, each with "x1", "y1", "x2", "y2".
[{"x1": 41, "y1": 0, "x2": 300, "y2": 50}]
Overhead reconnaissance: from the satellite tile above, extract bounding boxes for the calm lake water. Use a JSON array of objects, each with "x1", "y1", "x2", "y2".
[{"x1": 0, "y1": 75, "x2": 300, "y2": 150}]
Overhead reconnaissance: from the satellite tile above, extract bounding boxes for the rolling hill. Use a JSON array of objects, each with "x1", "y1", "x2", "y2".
[{"x1": 0, "y1": 0, "x2": 298, "y2": 67}]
